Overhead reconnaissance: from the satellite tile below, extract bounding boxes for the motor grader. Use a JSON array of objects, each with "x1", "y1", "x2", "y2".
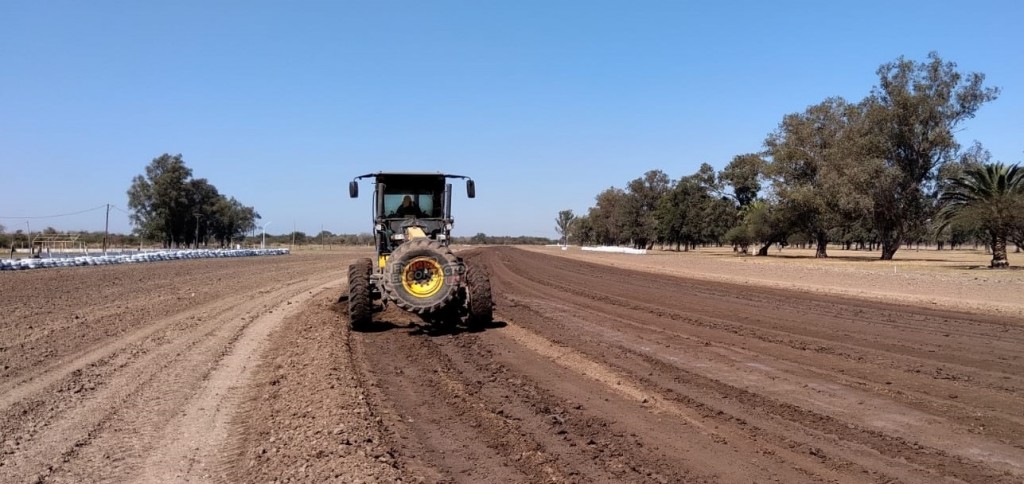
[{"x1": 342, "y1": 172, "x2": 493, "y2": 329}]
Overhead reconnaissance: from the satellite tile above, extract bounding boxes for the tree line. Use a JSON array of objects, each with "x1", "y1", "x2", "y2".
[
  {"x1": 558, "y1": 53, "x2": 1024, "y2": 267},
  {"x1": 128, "y1": 154, "x2": 260, "y2": 248},
  {"x1": 240, "y1": 232, "x2": 555, "y2": 247}
]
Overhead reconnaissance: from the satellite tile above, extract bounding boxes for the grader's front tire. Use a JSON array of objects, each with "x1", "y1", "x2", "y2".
[{"x1": 347, "y1": 258, "x2": 373, "y2": 329}]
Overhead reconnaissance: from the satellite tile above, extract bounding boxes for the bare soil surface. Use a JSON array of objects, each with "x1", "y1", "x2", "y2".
[
  {"x1": 522, "y1": 245, "x2": 1024, "y2": 318},
  {"x1": 0, "y1": 253, "x2": 349, "y2": 483},
  {"x1": 2, "y1": 246, "x2": 1022, "y2": 483}
]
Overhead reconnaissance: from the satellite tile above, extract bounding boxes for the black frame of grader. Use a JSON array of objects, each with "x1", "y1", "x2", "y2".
[{"x1": 349, "y1": 172, "x2": 475, "y2": 255}]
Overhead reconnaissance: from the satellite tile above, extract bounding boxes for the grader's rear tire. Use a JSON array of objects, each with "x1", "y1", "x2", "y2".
[
  {"x1": 465, "y1": 264, "x2": 493, "y2": 326},
  {"x1": 383, "y1": 239, "x2": 461, "y2": 315},
  {"x1": 347, "y1": 258, "x2": 373, "y2": 329}
]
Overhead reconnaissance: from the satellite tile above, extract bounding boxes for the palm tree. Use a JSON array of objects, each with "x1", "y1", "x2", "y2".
[{"x1": 938, "y1": 163, "x2": 1024, "y2": 268}]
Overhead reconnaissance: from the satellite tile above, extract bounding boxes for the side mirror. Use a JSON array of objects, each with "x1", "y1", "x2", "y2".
[
  {"x1": 466, "y1": 179, "x2": 476, "y2": 199},
  {"x1": 349, "y1": 181, "x2": 359, "y2": 198}
]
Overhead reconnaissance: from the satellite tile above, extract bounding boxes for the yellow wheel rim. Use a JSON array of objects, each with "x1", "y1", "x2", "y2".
[{"x1": 401, "y1": 257, "x2": 445, "y2": 298}]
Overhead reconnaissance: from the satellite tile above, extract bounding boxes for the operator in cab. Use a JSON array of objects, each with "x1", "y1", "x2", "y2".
[{"x1": 395, "y1": 195, "x2": 427, "y2": 218}]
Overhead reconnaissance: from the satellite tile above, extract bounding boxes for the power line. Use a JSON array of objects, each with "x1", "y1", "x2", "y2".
[
  {"x1": 0, "y1": 205, "x2": 108, "y2": 220},
  {"x1": 109, "y1": 205, "x2": 133, "y2": 216}
]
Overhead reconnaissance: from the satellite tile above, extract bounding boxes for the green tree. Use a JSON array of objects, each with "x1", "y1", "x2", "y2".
[
  {"x1": 569, "y1": 214, "x2": 594, "y2": 246},
  {"x1": 127, "y1": 154, "x2": 194, "y2": 247},
  {"x1": 865, "y1": 52, "x2": 1000, "y2": 260},
  {"x1": 623, "y1": 170, "x2": 671, "y2": 249},
  {"x1": 937, "y1": 163, "x2": 1024, "y2": 268},
  {"x1": 655, "y1": 164, "x2": 730, "y2": 250},
  {"x1": 929, "y1": 142, "x2": 991, "y2": 250},
  {"x1": 589, "y1": 187, "x2": 630, "y2": 246},
  {"x1": 765, "y1": 97, "x2": 874, "y2": 258},
  {"x1": 187, "y1": 178, "x2": 221, "y2": 247},
  {"x1": 555, "y1": 209, "x2": 576, "y2": 246},
  {"x1": 720, "y1": 154, "x2": 765, "y2": 208},
  {"x1": 127, "y1": 153, "x2": 258, "y2": 248},
  {"x1": 702, "y1": 195, "x2": 738, "y2": 246},
  {"x1": 313, "y1": 230, "x2": 334, "y2": 246},
  {"x1": 724, "y1": 199, "x2": 772, "y2": 255},
  {"x1": 737, "y1": 199, "x2": 794, "y2": 256},
  {"x1": 209, "y1": 196, "x2": 259, "y2": 247},
  {"x1": 656, "y1": 175, "x2": 703, "y2": 250}
]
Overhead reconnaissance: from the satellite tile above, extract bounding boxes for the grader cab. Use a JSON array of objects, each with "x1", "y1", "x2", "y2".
[{"x1": 343, "y1": 172, "x2": 492, "y2": 328}]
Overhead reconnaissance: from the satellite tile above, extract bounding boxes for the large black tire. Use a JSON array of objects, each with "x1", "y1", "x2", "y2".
[
  {"x1": 347, "y1": 258, "x2": 373, "y2": 329},
  {"x1": 465, "y1": 264, "x2": 493, "y2": 326},
  {"x1": 383, "y1": 239, "x2": 462, "y2": 315}
]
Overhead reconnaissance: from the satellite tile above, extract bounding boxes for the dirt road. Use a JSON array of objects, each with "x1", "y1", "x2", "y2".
[{"x1": 2, "y1": 247, "x2": 1022, "y2": 483}]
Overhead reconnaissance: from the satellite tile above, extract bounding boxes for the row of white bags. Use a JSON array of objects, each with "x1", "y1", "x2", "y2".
[{"x1": 0, "y1": 248, "x2": 290, "y2": 271}]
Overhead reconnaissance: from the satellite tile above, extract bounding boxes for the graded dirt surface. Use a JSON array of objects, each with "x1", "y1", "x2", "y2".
[
  {"x1": 2, "y1": 246, "x2": 1022, "y2": 483},
  {"x1": 521, "y1": 245, "x2": 1024, "y2": 319}
]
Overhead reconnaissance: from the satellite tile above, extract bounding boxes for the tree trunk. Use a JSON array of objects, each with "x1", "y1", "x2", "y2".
[
  {"x1": 814, "y1": 231, "x2": 829, "y2": 259},
  {"x1": 990, "y1": 231, "x2": 1009, "y2": 268},
  {"x1": 880, "y1": 234, "x2": 900, "y2": 260},
  {"x1": 757, "y1": 242, "x2": 771, "y2": 256}
]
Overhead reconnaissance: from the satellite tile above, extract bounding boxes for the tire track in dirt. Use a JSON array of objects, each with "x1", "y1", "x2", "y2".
[
  {"x1": 467, "y1": 247, "x2": 1024, "y2": 483},
  {"x1": 351, "y1": 308, "x2": 701, "y2": 483},
  {"x1": 491, "y1": 247, "x2": 1024, "y2": 421},
  {"x1": 499, "y1": 294, "x2": 1010, "y2": 482},
  {"x1": 521, "y1": 255, "x2": 1024, "y2": 375},
  {"x1": 351, "y1": 309, "x2": 559, "y2": 483},
  {"x1": 326, "y1": 246, "x2": 1023, "y2": 482},
  {"x1": 0, "y1": 256, "x2": 325, "y2": 381},
  {"x1": 225, "y1": 286, "x2": 409, "y2": 483},
  {"x1": 0, "y1": 254, "x2": 349, "y2": 483},
  {"x1": 138, "y1": 279, "x2": 342, "y2": 482}
]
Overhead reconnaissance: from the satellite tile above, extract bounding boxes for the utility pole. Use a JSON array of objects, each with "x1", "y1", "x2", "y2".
[
  {"x1": 194, "y1": 213, "x2": 203, "y2": 249},
  {"x1": 103, "y1": 203, "x2": 110, "y2": 254},
  {"x1": 25, "y1": 221, "x2": 30, "y2": 255}
]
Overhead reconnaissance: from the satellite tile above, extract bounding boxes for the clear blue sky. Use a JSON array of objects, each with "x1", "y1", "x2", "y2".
[{"x1": 2, "y1": 1, "x2": 1021, "y2": 238}]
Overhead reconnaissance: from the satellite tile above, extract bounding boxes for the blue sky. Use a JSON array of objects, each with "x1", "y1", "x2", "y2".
[{"x1": 2, "y1": 1, "x2": 1021, "y2": 238}]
